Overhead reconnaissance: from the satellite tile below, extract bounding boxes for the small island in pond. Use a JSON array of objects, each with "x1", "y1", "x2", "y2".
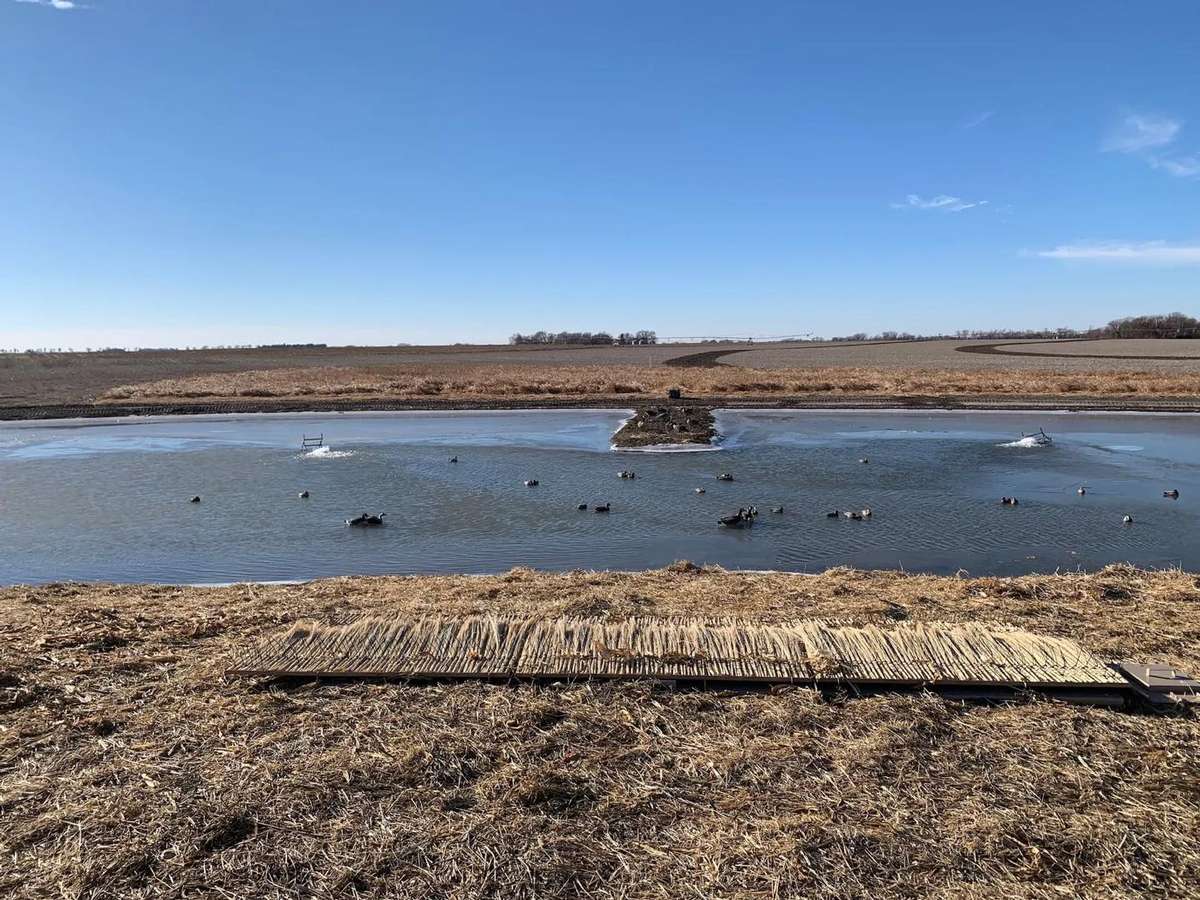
[{"x1": 612, "y1": 404, "x2": 716, "y2": 448}]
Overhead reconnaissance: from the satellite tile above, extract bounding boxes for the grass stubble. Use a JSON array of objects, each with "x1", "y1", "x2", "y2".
[
  {"x1": 100, "y1": 364, "x2": 1200, "y2": 404},
  {"x1": 2, "y1": 564, "x2": 1199, "y2": 899}
]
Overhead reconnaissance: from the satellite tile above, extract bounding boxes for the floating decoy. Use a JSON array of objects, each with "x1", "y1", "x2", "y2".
[
  {"x1": 524, "y1": 479, "x2": 539, "y2": 487},
  {"x1": 1123, "y1": 514, "x2": 1134, "y2": 524},
  {"x1": 1164, "y1": 489, "x2": 1180, "y2": 499},
  {"x1": 718, "y1": 507, "x2": 754, "y2": 528},
  {"x1": 861, "y1": 508, "x2": 872, "y2": 518},
  {"x1": 859, "y1": 458, "x2": 869, "y2": 464},
  {"x1": 770, "y1": 506, "x2": 784, "y2": 514},
  {"x1": 694, "y1": 487, "x2": 706, "y2": 494},
  {"x1": 449, "y1": 456, "x2": 458, "y2": 463},
  {"x1": 1077, "y1": 487, "x2": 1086, "y2": 495},
  {"x1": 617, "y1": 470, "x2": 637, "y2": 479},
  {"x1": 346, "y1": 512, "x2": 386, "y2": 527},
  {"x1": 298, "y1": 490, "x2": 309, "y2": 499},
  {"x1": 594, "y1": 502, "x2": 611, "y2": 513},
  {"x1": 189, "y1": 495, "x2": 201, "y2": 503},
  {"x1": 826, "y1": 510, "x2": 840, "y2": 518},
  {"x1": 577, "y1": 503, "x2": 588, "y2": 510},
  {"x1": 844, "y1": 510, "x2": 864, "y2": 520},
  {"x1": 717, "y1": 473, "x2": 734, "y2": 481},
  {"x1": 1001, "y1": 497, "x2": 1019, "y2": 506}
]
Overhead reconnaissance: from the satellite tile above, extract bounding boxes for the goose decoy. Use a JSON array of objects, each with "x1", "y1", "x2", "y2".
[
  {"x1": 1123, "y1": 514, "x2": 1134, "y2": 524},
  {"x1": 594, "y1": 502, "x2": 611, "y2": 513},
  {"x1": 345, "y1": 512, "x2": 386, "y2": 527},
  {"x1": 1164, "y1": 489, "x2": 1180, "y2": 499},
  {"x1": 188, "y1": 495, "x2": 201, "y2": 503},
  {"x1": 577, "y1": 503, "x2": 588, "y2": 510},
  {"x1": 1077, "y1": 487, "x2": 1086, "y2": 495},
  {"x1": 524, "y1": 479, "x2": 539, "y2": 487},
  {"x1": 694, "y1": 487, "x2": 706, "y2": 494},
  {"x1": 717, "y1": 473, "x2": 734, "y2": 481},
  {"x1": 770, "y1": 506, "x2": 784, "y2": 514},
  {"x1": 826, "y1": 510, "x2": 840, "y2": 518},
  {"x1": 298, "y1": 490, "x2": 310, "y2": 499}
]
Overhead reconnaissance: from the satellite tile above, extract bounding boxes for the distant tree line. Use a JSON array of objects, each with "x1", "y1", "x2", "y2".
[
  {"x1": 509, "y1": 330, "x2": 657, "y2": 345},
  {"x1": 825, "y1": 313, "x2": 1199, "y2": 342}
]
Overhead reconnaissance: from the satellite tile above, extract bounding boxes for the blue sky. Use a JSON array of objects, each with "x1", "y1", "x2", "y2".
[{"x1": 2, "y1": 1, "x2": 1197, "y2": 348}]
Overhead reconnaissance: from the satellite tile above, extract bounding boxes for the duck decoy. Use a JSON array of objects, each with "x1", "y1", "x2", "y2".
[
  {"x1": 345, "y1": 512, "x2": 386, "y2": 527},
  {"x1": 717, "y1": 473, "x2": 734, "y2": 481},
  {"x1": 826, "y1": 510, "x2": 840, "y2": 518},
  {"x1": 594, "y1": 502, "x2": 611, "y2": 513},
  {"x1": 449, "y1": 456, "x2": 458, "y2": 463},
  {"x1": 188, "y1": 495, "x2": 201, "y2": 503},
  {"x1": 1001, "y1": 497, "x2": 1019, "y2": 506},
  {"x1": 770, "y1": 506, "x2": 784, "y2": 514},
  {"x1": 861, "y1": 508, "x2": 872, "y2": 518},
  {"x1": 844, "y1": 510, "x2": 864, "y2": 520},
  {"x1": 1164, "y1": 489, "x2": 1180, "y2": 499},
  {"x1": 298, "y1": 490, "x2": 310, "y2": 499},
  {"x1": 524, "y1": 479, "x2": 539, "y2": 487},
  {"x1": 1123, "y1": 514, "x2": 1134, "y2": 524},
  {"x1": 694, "y1": 487, "x2": 706, "y2": 494},
  {"x1": 718, "y1": 508, "x2": 753, "y2": 528},
  {"x1": 1077, "y1": 487, "x2": 1086, "y2": 495},
  {"x1": 859, "y1": 458, "x2": 869, "y2": 464},
  {"x1": 577, "y1": 503, "x2": 588, "y2": 510}
]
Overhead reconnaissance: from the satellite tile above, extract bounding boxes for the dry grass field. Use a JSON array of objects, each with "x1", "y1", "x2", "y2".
[
  {"x1": 3, "y1": 339, "x2": 1200, "y2": 411},
  {"x1": 97, "y1": 362, "x2": 1200, "y2": 403},
  {"x1": 2, "y1": 564, "x2": 1199, "y2": 899}
]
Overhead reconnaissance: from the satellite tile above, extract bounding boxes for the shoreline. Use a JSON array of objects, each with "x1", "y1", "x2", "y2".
[{"x1": 5, "y1": 392, "x2": 1200, "y2": 422}]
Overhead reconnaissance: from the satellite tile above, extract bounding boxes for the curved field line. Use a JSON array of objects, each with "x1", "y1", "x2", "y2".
[
  {"x1": 663, "y1": 340, "x2": 915, "y2": 368},
  {"x1": 956, "y1": 340, "x2": 1200, "y2": 361}
]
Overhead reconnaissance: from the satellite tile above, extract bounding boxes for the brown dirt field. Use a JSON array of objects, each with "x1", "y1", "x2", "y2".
[
  {"x1": 724, "y1": 339, "x2": 1200, "y2": 373},
  {"x1": 2, "y1": 565, "x2": 1198, "y2": 899},
  {"x1": 97, "y1": 362, "x2": 1200, "y2": 403}
]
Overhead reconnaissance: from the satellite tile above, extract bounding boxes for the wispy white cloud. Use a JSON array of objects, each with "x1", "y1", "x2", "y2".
[
  {"x1": 891, "y1": 194, "x2": 988, "y2": 213},
  {"x1": 962, "y1": 111, "x2": 994, "y2": 130},
  {"x1": 1103, "y1": 112, "x2": 1197, "y2": 178},
  {"x1": 13, "y1": 0, "x2": 82, "y2": 8},
  {"x1": 1034, "y1": 241, "x2": 1200, "y2": 265},
  {"x1": 1102, "y1": 114, "x2": 1180, "y2": 153}
]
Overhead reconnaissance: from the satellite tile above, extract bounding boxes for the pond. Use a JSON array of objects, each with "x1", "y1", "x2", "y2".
[{"x1": 0, "y1": 409, "x2": 1196, "y2": 583}]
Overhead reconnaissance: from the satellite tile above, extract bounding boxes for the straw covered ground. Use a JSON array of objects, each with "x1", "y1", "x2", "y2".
[
  {"x1": 3, "y1": 564, "x2": 1200, "y2": 899},
  {"x1": 99, "y1": 362, "x2": 1200, "y2": 403}
]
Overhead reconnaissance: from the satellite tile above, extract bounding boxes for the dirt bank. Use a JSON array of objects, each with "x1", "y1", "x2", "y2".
[
  {"x1": 2, "y1": 565, "x2": 1198, "y2": 899},
  {"x1": 610, "y1": 405, "x2": 716, "y2": 448}
]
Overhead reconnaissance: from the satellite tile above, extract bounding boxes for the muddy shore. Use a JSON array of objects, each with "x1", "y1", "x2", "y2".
[
  {"x1": 4, "y1": 393, "x2": 1200, "y2": 422},
  {"x1": 610, "y1": 405, "x2": 717, "y2": 448}
]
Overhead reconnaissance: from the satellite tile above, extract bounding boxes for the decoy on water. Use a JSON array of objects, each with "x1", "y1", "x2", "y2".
[
  {"x1": 298, "y1": 490, "x2": 310, "y2": 499},
  {"x1": 770, "y1": 506, "x2": 784, "y2": 514},
  {"x1": 1001, "y1": 497, "x2": 1019, "y2": 506},
  {"x1": 694, "y1": 487, "x2": 706, "y2": 494},
  {"x1": 718, "y1": 507, "x2": 755, "y2": 528},
  {"x1": 188, "y1": 495, "x2": 201, "y2": 503},
  {"x1": 826, "y1": 510, "x2": 840, "y2": 518},
  {"x1": 859, "y1": 458, "x2": 869, "y2": 464},
  {"x1": 346, "y1": 512, "x2": 386, "y2": 527},
  {"x1": 1077, "y1": 486, "x2": 1087, "y2": 495},
  {"x1": 717, "y1": 473, "x2": 734, "y2": 481},
  {"x1": 1164, "y1": 489, "x2": 1180, "y2": 499},
  {"x1": 594, "y1": 502, "x2": 611, "y2": 513},
  {"x1": 449, "y1": 456, "x2": 458, "y2": 463},
  {"x1": 844, "y1": 510, "x2": 864, "y2": 520},
  {"x1": 577, "y1": 503, "x2": 588, "y2": 510},
  {"x1": 617, "y1": 470, "x2": 637, "y2": 479},
  {"x1": 861, "y1": 508, "x2": 872, "y2": 518},
  {"x1": 524, "y1": 479, "x2": 539, "y2": 487},
  {"x1": 1123, "y1": 514, "x2": 1134, "y2": 524}
]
